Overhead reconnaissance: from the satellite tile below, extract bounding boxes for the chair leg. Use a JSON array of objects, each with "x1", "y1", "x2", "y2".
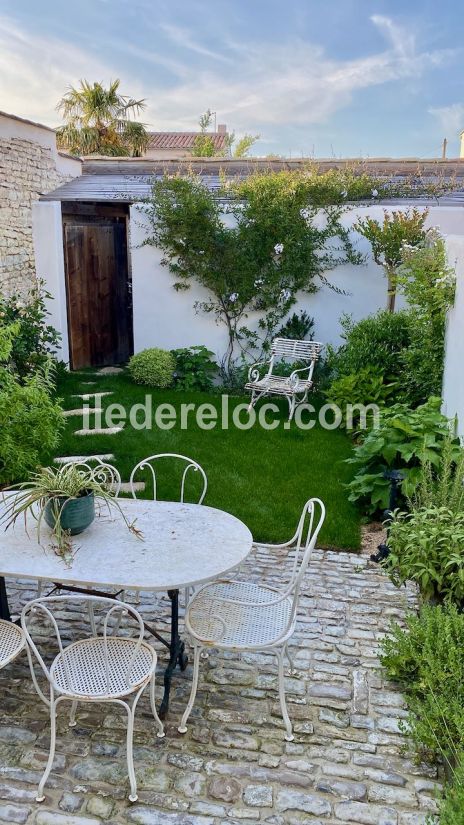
[
  {"x1": 69, "y1": 700, "x2": 78, "y2": 727},
  {"x1": 287, "y1": 394, "x2": 296, "y2": 422},
  {"x1": 36, "y1": 696, "x2": 58, "y2": 802},
  {"x1": 178, "y1": 644, "x2": 202, "y2": 734},
  {"x1": 276, "y1": 649, "x2": 294, "y2": 742},
  {"x1": 124, "y1": 702, "x2": 138, "y2": 802},
  {"x1": 149, "y1": 674, "x2": 165, "y2": 739},
  {"x1": 285, "y1": 642, "x2": 297, "y2": 675}
]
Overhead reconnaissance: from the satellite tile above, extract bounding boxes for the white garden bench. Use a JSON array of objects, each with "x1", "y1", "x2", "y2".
[{"x1": 245, "y1": 338, "x2": 323, "y2": 420}]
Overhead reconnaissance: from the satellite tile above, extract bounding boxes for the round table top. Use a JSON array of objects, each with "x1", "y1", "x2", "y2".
[{"x1": 0, "y1": 499, "x2": 253, "y2": 592}]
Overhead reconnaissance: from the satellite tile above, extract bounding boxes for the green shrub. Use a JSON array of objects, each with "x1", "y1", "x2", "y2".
[
  {"x1": 386, "y1": 507, "x2": 464, "y2": 603},
  {"x1": 128, "y1": 348, "x2": 176, "y2": 387},
  {"x1": 324, "y1": 366, "x2": 397, "y2": 429},
  {"x1": 436, "y1": 760, "x2": 464, "y2": 825},
  {"x1": 172, "y1": 345, "x2": 218, "y2": 391},
  {"x1": 398, "y1": 239, "x2": 455, "y2": 406},
  {"x1": 380, "y1": 604, "x2": 464, "y2": 766},
  {"x1": 383, "y1": 439, "x2": 464, "y2": 603},
  {"x1": 0, "y1": 368, "x2": 63, "y2": 485},
  {"x1": 327, "y1": 310, "x2": 411, "y2": 386},
  {"x1": 355, "y1": 208, "x2": 428, "y2": 312},
  {"x1": 346, "y1": 397, "x2": 457, "y2": 513},
  {"x1": 277, "y1": 310, "x2": 314, "y2": 341},
  {"x1": 0, "y1": 281, "x2": 61, "y2": 379}
]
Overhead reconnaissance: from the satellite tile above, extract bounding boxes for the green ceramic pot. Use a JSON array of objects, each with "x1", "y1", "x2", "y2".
[{"x1": 44, "y1": 492, "x2": 95, "y2": 536}]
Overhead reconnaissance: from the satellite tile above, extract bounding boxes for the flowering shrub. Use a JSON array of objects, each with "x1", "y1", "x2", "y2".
[
  {"x1": 0, "y1": 281, "x2": 61, "y2": 379},
  {"x1": 397, "y1": 236, "x2": 455, "y2": 404},
  {"x1": 355, "y1": 208, "x2": 428, "y2": 312},
  {"x1": 144, "y1": 171, "x2": 362, "y2": 379}
]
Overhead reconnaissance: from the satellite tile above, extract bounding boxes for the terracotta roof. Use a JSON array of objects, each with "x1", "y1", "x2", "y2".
[{"x1": 147, "y1": 131, "x2": 228, "y2": 150}]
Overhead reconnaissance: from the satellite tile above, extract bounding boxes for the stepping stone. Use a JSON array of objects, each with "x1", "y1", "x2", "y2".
[
  {"x1": 72, "y1": 391, "x2": 114, "y2": 401},
  {"x1": 75, "y1": 426, "x2": 124, "y2": 436},
  {"x1": 96, "y1": 366, "x2": 124, "y2": 375},
  {"x1": 54, "y1": 454, "x2": 115, "y2": 464},
  {"x1": 63, "y1": 408, "x2": 103, "y2": 417}
]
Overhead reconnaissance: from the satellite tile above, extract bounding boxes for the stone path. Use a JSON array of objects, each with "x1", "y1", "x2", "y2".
[{"x1": 0, "y1": 545, "x2": 441, "y2": 825}]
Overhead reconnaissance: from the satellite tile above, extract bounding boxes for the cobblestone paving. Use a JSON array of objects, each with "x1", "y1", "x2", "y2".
[{"x1": 0, "y1": 546, "x2": 441, "y2": 825}]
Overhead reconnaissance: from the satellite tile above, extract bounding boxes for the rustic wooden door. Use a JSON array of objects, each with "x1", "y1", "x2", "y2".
[{"x1": 63, "y1": 215, "x2": 133, "y2": 369}]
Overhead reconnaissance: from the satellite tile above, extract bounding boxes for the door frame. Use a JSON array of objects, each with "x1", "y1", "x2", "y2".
[{"x1": 61, "y1": 201, "x2": 133, "y2": 370}]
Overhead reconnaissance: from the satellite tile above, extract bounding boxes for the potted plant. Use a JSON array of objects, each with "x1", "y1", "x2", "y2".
[{"x1": 2, "y1": 463, "x2": 141, "y2": 563}]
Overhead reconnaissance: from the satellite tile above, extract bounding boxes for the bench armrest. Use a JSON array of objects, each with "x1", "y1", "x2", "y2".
[{"x1": 248, "y1": 360, "x2": 270, "y2": 382}]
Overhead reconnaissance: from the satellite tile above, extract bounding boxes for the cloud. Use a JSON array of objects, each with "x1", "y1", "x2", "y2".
[
  {"x1": 0, "y1": 12, "x2": 455, "y2": 141},
  {"x1": 160, "y1": 23, "x2": 232, "y2": 63},
  {"x1": 141, "y1": 16, "x2": 453, "y2": 132},
  {"x1": 0, "y1": 17, "x2": 120, "y2": 124},
  {"x1": 429, "y1": 103, "x2": 464, "y2": 136}
]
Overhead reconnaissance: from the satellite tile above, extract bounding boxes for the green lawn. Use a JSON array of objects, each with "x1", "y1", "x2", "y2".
[{"x1": 53, "y1": 370, "x2": 361, "y2": 551}]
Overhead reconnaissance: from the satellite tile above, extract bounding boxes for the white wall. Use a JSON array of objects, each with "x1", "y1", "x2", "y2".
[
  {"x1": 31, "y1": 199, "x2": 464, "y2": 369},
  {"x1": 443, "y1": 235, "x2": 464, "y2": 436},
  {"x1": 130, "y1": 203, "x2": 464, "y2": 361},
  {"x1": 32, "y1": 200, "x2": 69, "y2": 364}
]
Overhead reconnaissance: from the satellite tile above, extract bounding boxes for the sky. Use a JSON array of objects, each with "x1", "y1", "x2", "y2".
[{"x1": 0, "y1": 0, "x2": 463, "y2": 158}]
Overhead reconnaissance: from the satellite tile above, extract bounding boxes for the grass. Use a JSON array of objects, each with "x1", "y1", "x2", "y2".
[{"x1": 53, "y1": 369, "x2": 361, "y2": 551}]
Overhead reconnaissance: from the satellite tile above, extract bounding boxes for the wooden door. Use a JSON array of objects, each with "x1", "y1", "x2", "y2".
[{"x1": 63, "y1": 215, "x2": 133, "y2": 369}]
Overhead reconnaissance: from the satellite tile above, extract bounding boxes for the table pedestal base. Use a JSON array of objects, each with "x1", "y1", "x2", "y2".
[
  {"x1": 0, "y1": 577, "x2": 11, "y2": 622},
  {"x1": 145, "y1": 589, "x2": 188, "y2": 719}
]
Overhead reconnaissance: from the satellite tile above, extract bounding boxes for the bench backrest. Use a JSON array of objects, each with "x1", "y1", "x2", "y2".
[{"x1": 271, "y1": 338, "x2": 322, "y2": 361}]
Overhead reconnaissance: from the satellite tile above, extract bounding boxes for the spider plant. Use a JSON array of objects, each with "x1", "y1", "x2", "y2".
[{"x1": 1, "y1": 464, "x2": 142, "y2": 563}]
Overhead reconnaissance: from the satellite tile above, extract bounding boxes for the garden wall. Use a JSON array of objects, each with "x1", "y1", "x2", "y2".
[
  {"x1": 0, "y1": 112, "x2": 81, "y2": 296},
  {"x1": 129, "y1": 203, "x2": 464, "y2": 357},
  {"x1": 443, "y1": 235, "x2": 464, "y2": 437},
  {"x1": 32, "y1": 199, "x2": 464, "y2": 369}
]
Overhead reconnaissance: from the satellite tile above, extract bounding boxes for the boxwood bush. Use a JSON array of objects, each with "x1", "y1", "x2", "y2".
[{"x1": 128, "y1": 348, "x2": 176, "y2": 388}]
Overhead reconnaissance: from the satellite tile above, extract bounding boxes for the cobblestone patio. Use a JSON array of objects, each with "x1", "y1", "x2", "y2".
[{"x1": 0, "y1": 544, "x2": 441, "y2": 825}]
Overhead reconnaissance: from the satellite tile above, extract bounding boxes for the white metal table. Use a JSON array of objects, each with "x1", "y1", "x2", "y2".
[{"x1": 0, "y1": 499, "x2": 253, "y2": 715}]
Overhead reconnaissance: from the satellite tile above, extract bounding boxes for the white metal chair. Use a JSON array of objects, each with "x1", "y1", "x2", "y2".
[
  {"x1": 128, "y1": 453, "x2": 207, "y2": 503},
  {"x1": 245, "y1": 338, "x2": 323, "y2": 420},
  {"x1": 129, "y1": 454, "x2": 208, "y2": 607},
  {"x1": 178, "y1": 497, "x2": 325, "y2": 742},
  {"x1": 21, "y1": 595, "x2": 164, "y2": 803},
  {"x1": 0, "y1": 620, "x2": 26, "y2": 669}
]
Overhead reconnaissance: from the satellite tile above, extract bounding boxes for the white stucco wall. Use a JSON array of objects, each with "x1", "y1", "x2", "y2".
[
  {"x1": 32, "y1": 198, "x2": 464, "y2": 369},
  {"x1": 442, "y1": 235, "x2": 464, "y2": 436},
  {"x1": 32, "y1": 200, "x2": 69, "y2": 364},
  {"x1": 130, "y1": 203, "x2": 464, "y2": 359}
]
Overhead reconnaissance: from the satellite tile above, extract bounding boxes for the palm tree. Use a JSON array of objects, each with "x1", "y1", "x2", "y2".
[{"x1": 56, "y1": 79, "x2": 149, "y2": 157}]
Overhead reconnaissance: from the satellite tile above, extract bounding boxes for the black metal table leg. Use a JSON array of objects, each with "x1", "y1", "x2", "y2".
[
  {"x1": 0, "y1": 577, "x2": 11, "y2": 622},
  {"x1": 159, "y1": 589, "x2": 188, "y2": 719}
]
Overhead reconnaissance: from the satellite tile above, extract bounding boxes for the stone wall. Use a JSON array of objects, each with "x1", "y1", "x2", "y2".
[{"x1": 0, "y1": 111, "x2": 81, "y2": 296}]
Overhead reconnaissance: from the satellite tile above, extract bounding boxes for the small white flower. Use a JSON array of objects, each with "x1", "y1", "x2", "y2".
[
  {"x1": 274, "y1": 243, "x2": 284, "y2": 255},
  {"x1": 229, "y1": 292, "x2": 239, "y2": 303},
  {"x1": 254, "y1": 278, "x2": 264, "y2": 287},
  {"x1": 279, "y1": 288, "x2": 291, "y2": 303},
  {"x1": 340, "y1": 189, "x2": 348, "y2": 198},
  {"x1": 15, "y1": 300, "x2": 23, "y2": 309},
  {"x1": 371, "y1": 189, "x2": 379, "y2": 198},
  {"x1": 198, "y1": 250, "x2": 205, "y2": 255}
]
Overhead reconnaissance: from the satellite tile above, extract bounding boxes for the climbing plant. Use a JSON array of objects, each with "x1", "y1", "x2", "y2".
[{"x1": 143, "y1": 171, "x2": 363, "y2": 379}]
